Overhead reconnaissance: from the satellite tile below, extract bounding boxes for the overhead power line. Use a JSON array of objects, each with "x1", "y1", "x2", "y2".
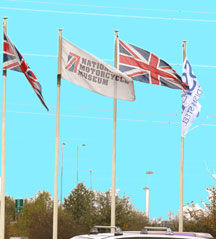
[
  {"x1": 3, "y1": 103, "x2": 216, "y2": 127},
  {"x1": 14, "y1": 53, "x2": 57, "y2": 58},
  {"x1": 171, "y1": 63, "x2": 216, "y2": 68},
  {"x1": 6, "y1": 109, "x2": 180, "y2": 124},
  {"x1": 1, "y1": 7, "x2": 216, "y2": 22},
  {"x1": 7, "y1": 0, "x2": 216, "y2": 15},
  {"x1": 5, "y1": 110, "x2": 216, "y2": 128},
  {"x1": 6, "y1": 102, "x2": 179, "y2": 116}
]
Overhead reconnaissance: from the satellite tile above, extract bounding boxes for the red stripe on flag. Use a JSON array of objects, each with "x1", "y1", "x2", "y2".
[
  {"x1": 19, "y1": 60, "x2": 28, "y2": 73},
  {"x1": 65, "y1": 57, "x2": 76, "y2": 70},
  {"x1": 120, "y1": 54, "x2": 182, "y2": 86},
  {"x1": 149, "y1": 53, "x2": 160, "y2": 85},
  {"x1": 3, "y1": 42, "x2": 14, "y2": 55}
]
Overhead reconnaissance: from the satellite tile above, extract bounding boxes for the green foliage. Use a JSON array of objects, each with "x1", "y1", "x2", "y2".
[
  {"x1": 9, "y1": 191, "x2": 53, "y2": 239},
  {"x1": 64, "y1": 185, "x2": 149, "y2": 231},
  {"x1": 6, "y1": 184, "x2": 149, "y2": 239},
  {"x1": 184, "y1": 186, "x2": 216, "y2": 236},
  {"x1": 5, "y1": 184, "x2": 216, "y2": 239},
  {"x1": 64, "y1": 183, "x2": 97, "y2": 230},
  {"x1": 5, "y1": 196, "x2": 15, "y2": 239},
  {"x1": 150, "y1": 186, "x2": 216, "y2": 237},
  {"x1": 58, "y1": 208, "x2": 83, "y2": 239},
  {"x1": 123, "y1": 209, "x2": 149, "y2": 231},
  {"x1": 94, "y1": 191, "x2": 111, "y2": 226}
]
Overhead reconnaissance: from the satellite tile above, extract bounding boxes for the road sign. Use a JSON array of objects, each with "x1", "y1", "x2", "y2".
[{"x1": 15, "y1": 199, "x2": 23, "y2": 214}]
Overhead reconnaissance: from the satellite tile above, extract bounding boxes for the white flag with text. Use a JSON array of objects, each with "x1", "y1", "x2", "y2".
[
  {"x1": 61, "y1": 38, "x2": 135, "y2": 101},
  {"x1": 181, "y1": 58, "x2": 202, "y2": 137}
]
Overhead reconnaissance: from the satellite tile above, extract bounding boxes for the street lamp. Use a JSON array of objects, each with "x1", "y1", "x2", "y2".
[
  {"x1": 88, "y1": 169, "x2": 92, "y2": 190},
  {"x1": 143, "y1": 187, "x2": 149, "y2": 218},
  {"x1": 77, "y1": 144, "x2": 86, "y2": 186},
  {"x1": 60, "y1": 142, "x2": 66, "y2": 206},
  {"x1": 145, "y1": 171, "x2": 154, "y2": 218},
  {"x1": 146, "y1": 171, "x2": 154, "y2": 188}
]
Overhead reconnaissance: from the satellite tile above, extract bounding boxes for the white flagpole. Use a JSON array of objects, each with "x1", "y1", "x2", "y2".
[
  {"x1": 111, "y1": 30, "x2": 119, "y2": 233},
  {"x1": 179, "y1": 40, "x2": 187, "y2": 232},
  {"x1": 0, "y1": 17, "x2": 8, "y2": 239},
  {"x1": 53, "y1": 28, "x2": 62, "y2": 239}
]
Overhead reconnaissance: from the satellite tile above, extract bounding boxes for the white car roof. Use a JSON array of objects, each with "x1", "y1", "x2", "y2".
[{"x1": 71, "y1": 226, "x2": 213, "y2": 239}]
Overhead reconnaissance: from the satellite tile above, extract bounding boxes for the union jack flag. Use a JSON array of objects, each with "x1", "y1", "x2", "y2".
[
  {"x1": 118, "y1": 40, "x2": 189, "y2": 90},
  {"x1": 3, "y1": 32, "x2": 49, "y2": 111}
]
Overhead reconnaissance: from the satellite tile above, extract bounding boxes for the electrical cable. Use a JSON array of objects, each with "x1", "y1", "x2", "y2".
[
  {"x1": 7, "y1": 0, "x2": 216, "y2": 15},
  {"x1": 1, "y1": 6, "x2": 216, "y2": 22}
]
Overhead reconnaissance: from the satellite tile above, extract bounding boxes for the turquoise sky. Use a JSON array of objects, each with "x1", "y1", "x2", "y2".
[{"x1": 1, "y1": 0, "x2": 216, "y2": 220}]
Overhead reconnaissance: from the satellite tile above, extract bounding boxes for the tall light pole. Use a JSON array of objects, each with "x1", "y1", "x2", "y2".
[
  {"x1": 77, "y1": 144, "x2": 86, "y2": 186},
  {"x1": 145, "y1": 171, "x2": 154, "y2": 218},
  {"x1": 88, "y1": 169, "x2": 92, "y2": 190},
  {"x1": 60, "y1": 142, "x2": 66, "y2": 206},
  {"x1": 146, "y1": 171, "x2": 154, "y2": 188},
  {"x1": 143, "y1": 187, "x2": 149, "y2": 218}
]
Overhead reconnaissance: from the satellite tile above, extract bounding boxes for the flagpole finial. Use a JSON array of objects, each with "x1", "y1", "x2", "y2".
[
  {"x1": 182, "y1": 40, "x2": 187, "y2": 61},
  {"x1": 3, "y1": 17, "x2": 8, "y2": 33},
  {"x1": 114, "y1": 30, "x2": 119, "y2": 37},
  {"x1": 182, "y1": 40, "x2": 187, "y2": 46},
  {"x1": 3, "y1": 17, "x2": 8, "y2": 24}
]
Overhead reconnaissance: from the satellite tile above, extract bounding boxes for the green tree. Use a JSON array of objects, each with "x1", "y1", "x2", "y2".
[
  {"x1": 58, "y1": 208, "x2": 83, "y2": 239},
  {"x1": 5, "y1": 196, "x2": 16, "y2": 239},
  {"x1": 64, "y1": 184, "x2": 149, "y2": 232},
  {"x1": 184, "y1": 186, "x2": 216, "y2": 236},
  {"x1": 94, "y1": 191, "x2": 149, "y2": 230},
  {"x1": 94, "y1": 191, "x2": 111, "y2": 226},
  {"x1": 125, "y1": 210, "x2": 149, "y2": 230},
  {"x1": 8, "y1": 191, "x2": 53, "y2": 239},
  {"x1": 205, "y1": 186, "x2": 216, "y2": 234},
  {"x1": 64, "y1": 183, "x2": 97, "y2": 230},
  {"x1": 6, "y1": 186, "x2": 149, "y2": 238}
]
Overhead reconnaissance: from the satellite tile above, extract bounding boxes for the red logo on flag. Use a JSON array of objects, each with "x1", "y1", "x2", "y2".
[{"x1": 65, "y1": 52, "x2": 80, "y2": 73}]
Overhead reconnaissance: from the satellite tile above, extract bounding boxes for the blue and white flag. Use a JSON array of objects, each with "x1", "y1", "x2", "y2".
[{"x1": 181, "y1": 58, "x2": 202, "y2": 137}]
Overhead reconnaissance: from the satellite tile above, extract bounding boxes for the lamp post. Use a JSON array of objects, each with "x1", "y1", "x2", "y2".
[
  {"x1": 146, "y1": 171, "x2": 154, "y2": 188},
  {"x1": 145, "y1": 171, "x2": 154, "y2": 218},
  {"x1": 88, "y1": 169, "x2": 92, "y2": 190},
  {"x1": 60, "y1": 142, "x2": 66, "y2": 206},
  {"x1": 143, "y1": 187, "x2": 149, "y2": 218},
  {"x1": 77, "y1": 144, "x2": 86, "y2": 186}
]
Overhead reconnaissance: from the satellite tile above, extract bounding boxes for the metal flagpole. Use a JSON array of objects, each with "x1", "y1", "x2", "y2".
[
  {"x1": 53, "y1": 28, "x2": 62, "y2": 239},
  {"x1": 0, "y1": 17, "x2": 8, "y2": 239},
  {"x1": 179, "y1": 40, "x2": 187, "y2": 232},
  {"x1": 111, "y1": 30, "x2": 118, "y2": 233}
]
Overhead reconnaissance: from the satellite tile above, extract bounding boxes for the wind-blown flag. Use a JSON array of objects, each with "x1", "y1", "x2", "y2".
[
  {"x1": 181, "y1": 58, "x2": 202, "y2": 137},
  {"x1": 3, "y1": 33, "x2": 49, "y2": 111},
  {"x1": 61, "y1": 38, "x2": 135, "y2": 101},
  {"x1": 118, "y1": 40, "x2": 189, "y2": 90}
]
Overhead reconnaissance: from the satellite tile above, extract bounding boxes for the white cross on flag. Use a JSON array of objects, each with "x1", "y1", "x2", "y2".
[{"x1": 118, "y1": 40, "x2": 189, "y2": 90}]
